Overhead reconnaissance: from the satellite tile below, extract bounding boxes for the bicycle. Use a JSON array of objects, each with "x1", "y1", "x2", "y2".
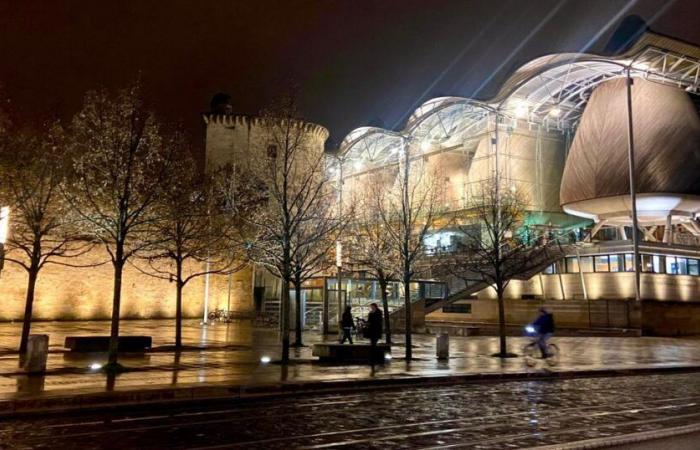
[
  {"x1": 522, "y1": 325, "x2": 559, "y2": 367},
  {"x1": 208, "y1": 309, "x2": 232, "y2": 322}
]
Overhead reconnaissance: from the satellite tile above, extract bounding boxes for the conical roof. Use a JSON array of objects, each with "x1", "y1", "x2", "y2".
[{"x1": 560, "y1": 78, "x2": 700, "y2": 206}]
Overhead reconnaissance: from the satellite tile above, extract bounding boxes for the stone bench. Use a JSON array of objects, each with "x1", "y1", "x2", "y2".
[
  {"x1": 312, "y1": 343, "x2": 390, "y2": 363},
  {"x1": 64, "y1": 336, "x2": 152, "y2": 352}
]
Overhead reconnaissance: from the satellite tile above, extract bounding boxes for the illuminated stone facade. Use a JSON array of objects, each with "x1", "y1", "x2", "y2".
[{"x1": 0, "y1": 111, "x2": 326, "y2": 322}]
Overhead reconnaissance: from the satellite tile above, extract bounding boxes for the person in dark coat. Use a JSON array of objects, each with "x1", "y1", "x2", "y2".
[
  {"x1": 340, "y1": 306, "x2": 354, "y2": 344},
  {"x1": 532, "y1": 307, "x2": 555, "y2": 358},
  {"x1": 367, "y1": 303, "x2": 383, "y2": 346}
]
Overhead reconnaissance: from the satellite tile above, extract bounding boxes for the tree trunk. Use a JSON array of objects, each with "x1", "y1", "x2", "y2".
[
  {"x1": 108, "y1": 248, "x2": 124, "y2": 366},
  {"x1": 403, "y1": 276, "x2": 412, "y2": 360},
  {"x1": 19, "y1": 267, "x2": 39, "y2": 354},
  {"x1": 379, "y1": 278, "x2": 391, "y2": 345},
  {"x1": 280, "y1": 278, "x2": 290, "y2": 363},
  {"x1": 175, "y1": 260, "x2": 183, "y2": 349},
  {"x1": 293, "y1": 276, "x2": 303, "y2": 346},
  {"x1": 497, "y1": 284, "x2": 507, "y2": 357}
]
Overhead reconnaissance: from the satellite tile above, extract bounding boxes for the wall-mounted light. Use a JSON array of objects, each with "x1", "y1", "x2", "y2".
[{"x1": 549, "y1": 106, "x2": 561, "y2": 117}]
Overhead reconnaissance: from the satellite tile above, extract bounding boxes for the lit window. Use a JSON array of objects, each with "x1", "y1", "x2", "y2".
[
  {"x1": 580, "y1": 256, "x2": 593, "y2": 273},
  {"x1": 624, "y1": 254, "x2": 635, "y2": 272},
  {"x1": 641, "y1": 255, "x2": 654, "y2": 273},
  {"x1": 677, "y1": 257, "x2": 688, "y2": 275},
  {"x1": 688, "y1": 259, "x2": 699, "y2": 276},
  {"x1": 666, "y1": 257, "x2": 678, "y2": 274},
  {"x1": 653, "y1": 255, "x2": 663, "y2": 273},
  {"x1": 594, "y1": 255, "x2": 609, "y2": 272},
  {"x1": 609, "y1": 255, "x2": 622, "y2": 272},
  {"x1": 566, "y1": 256, "x2": 579, "y2": 273}
]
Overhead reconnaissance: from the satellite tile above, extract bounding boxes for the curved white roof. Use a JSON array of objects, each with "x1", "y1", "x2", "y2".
[{"x1": 335, "y1": 31, "x2": 700, "y2": 174}]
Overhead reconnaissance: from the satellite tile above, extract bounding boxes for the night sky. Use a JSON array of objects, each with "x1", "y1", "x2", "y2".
[{"x1": 1, "y1": 0, "x2": 699, "y2": 149}]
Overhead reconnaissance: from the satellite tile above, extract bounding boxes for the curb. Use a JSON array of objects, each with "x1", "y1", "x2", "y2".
[{"x1": 2, "y1": 364, "x2": 700, "y2": 418}]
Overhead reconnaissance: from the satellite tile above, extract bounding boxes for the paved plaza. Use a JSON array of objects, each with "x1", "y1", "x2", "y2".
[{"x1": 0, "y1": 320, "x2": 699, "y2": 402}]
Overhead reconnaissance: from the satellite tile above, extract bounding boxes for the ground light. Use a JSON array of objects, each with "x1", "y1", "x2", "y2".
[
  {"x1": 384, "y1": 353, "x2": 392, "y2": 360},
  {"x1": 89, "y1": 363, "x2": 102, "y2": 371},
  {"x1": 260, "y1": 356, "x2": 271, "y2": 363}
]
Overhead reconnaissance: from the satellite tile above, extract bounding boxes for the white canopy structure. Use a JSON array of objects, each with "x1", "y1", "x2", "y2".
[{"x1": 335, "y1": 31, "x2": 700, "y2": 172}]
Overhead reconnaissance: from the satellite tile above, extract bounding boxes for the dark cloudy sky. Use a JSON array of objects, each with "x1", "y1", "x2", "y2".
[{"x1": 1, "y1": 0, "x2": 699, "y2": 147}]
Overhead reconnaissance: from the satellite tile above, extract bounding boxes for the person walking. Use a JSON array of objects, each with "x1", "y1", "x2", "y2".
[
  {"x1": 367, "y1": 303, "x2": 383, "y2": 347},
  {"x1": 340, "y1": 305, "x2": 354, "y2": 344}
]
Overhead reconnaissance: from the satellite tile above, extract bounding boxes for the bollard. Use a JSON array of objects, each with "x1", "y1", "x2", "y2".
[
  {"x1": 22, "y1": 334, "x2": 49, "y2": 373},
  {"x1": 436, "y1": 333, "x2": 449, "y2": 360}
]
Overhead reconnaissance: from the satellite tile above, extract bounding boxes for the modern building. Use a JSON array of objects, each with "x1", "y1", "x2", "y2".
[{"x1": 333, "y1": 29, "x2": 700, "y2": 336}]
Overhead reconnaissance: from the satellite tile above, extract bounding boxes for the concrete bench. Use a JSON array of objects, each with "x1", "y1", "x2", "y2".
[
  {"x1": 64, "y1": 336, "x2": 152, "y2": 352},
  {"x1": 312, "y1": 343, "x2": 390, "y2": 363}
]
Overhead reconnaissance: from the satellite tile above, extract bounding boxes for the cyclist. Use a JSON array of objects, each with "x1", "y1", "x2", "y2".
[{"x1": 532, "y1": 307, "x2": 555, "y2": 358}]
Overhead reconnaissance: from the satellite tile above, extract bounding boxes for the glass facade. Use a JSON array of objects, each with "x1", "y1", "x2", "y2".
[{"x1": 544, "y1": 253, "x2": 700, "y2": 277}]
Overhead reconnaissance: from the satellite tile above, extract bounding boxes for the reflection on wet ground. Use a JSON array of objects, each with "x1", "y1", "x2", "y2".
[{"x1": 0, "y1": 319, "x2": 699, "y2": 400}]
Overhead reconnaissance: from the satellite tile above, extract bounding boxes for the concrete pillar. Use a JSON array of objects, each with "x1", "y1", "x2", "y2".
[
  {"x1": 618, "y1": 226, "x2": 627, "y2": 240},
  {"x1": 663, "y1": 215, "x2": 673, "y2": 245}
]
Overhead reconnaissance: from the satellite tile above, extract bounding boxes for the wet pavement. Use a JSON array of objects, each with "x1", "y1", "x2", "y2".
[
  {"x1": 2, "y1": 372, "x2": 700, "y2": 449},
  {"x1": 0, "y1": 319, "x2": 699, "y2": 401}
]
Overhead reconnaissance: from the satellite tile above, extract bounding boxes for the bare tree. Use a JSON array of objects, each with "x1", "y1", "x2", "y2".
[
  {"x1": 136, "y1": 143, "x2": 242, "y2": 349},
  {"x1": 289, "y1": 192, "x2": 345, "y2": 346},
  {"x1": 346, "y1": 177, "x2": 399, "y2": 344},
  {"x1": 375, "y1": 144, "x2": 443, "y2": 360},
  {"x1": 0, "y1": 124, "x2": 97, "y2": 353},
  {"x1": 445, "y1": 181, "x2": 551, "y2": 358},
  {"x1": 237, "y1": 98, "x2": 330, "y2": 362},
  {"x1": 65, "y1": 85, "x2": 174, "y2": 368}
]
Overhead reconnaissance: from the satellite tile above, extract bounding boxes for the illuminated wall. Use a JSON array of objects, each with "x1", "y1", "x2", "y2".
[{"x1": 0, "y1": 248, "x2": 255, "y2": 321}]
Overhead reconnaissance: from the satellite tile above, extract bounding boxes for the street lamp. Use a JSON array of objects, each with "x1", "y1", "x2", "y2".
[{"x1": 0, "y1": 206, "x2": 9, "y2": 277}]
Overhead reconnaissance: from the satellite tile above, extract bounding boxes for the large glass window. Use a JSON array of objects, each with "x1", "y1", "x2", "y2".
[
  {"x1": 609, "y1": 254, "x2": 623, "y2": 272},
  {"x1": 544, "y1": 264, "x2": 555, "y2": 274},
  {"x1": 641, "y1": 254, "x2": 654, "y2": 273},
  {"x1": 677, "y1": 257, "x2": 688, "y2": 275},
  {"x1": 566, "y1": 256, "x2": 579, "y2": 273},
  {"x1": 624, "y1": 254, "x2": 635, "y2": 272},
  {"x1": 689, "y1": 259, "x2": 699, "y2": 276},
  {"x1": 594, "y1": 255, "x2": 609, "y2": 272},
  {"x1": 653, "y1": 255, "x2": 663, "y2": 273},
  {"x1": 579, "y1": 256, "x2": 593, "y2": 273},
  {"x1": 666, "y1": 256, "x2": 678, "y2": 274}
]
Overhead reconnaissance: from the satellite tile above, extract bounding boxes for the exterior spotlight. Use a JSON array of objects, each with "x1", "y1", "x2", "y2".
[
  {"x1": 420, "y1": 140, "x2": 431, "y2": 151},
  {"x1": 384, "y1": 353, "x2": 392, "y2": 360},
  {"x1": 260, "y1": 356, "x2": 271, "y2": 363},
  {"x1": 549, "y1": 106, "x2": 561, "y2": 117},
  {"x1": 514, "y1": 103, "x2": 529, "y2": 119},
  {"x1": 353, "y1": 160, "x2": 363, "y2": 171},
  {"x1": 89, "y1": 363, "x2": 102, "y2": 371}
]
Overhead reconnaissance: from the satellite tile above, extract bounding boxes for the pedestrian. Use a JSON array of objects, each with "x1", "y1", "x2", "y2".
[
  {"x1": 340, "y1": 305, "x2": 354, "y2": 344},
  {"x1": 367, "y1": 303, "x2": 383, "y2": 347}
]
